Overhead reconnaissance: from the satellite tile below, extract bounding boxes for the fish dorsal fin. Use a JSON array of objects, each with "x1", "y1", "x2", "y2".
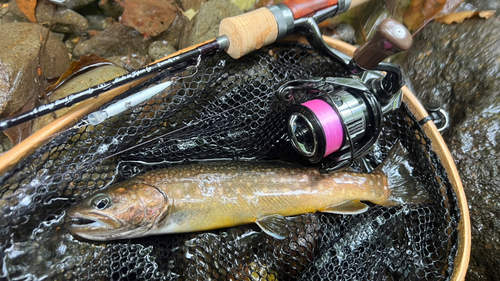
[
  {"x1": 321, "y1": 200, "x2": 369, "y2": 214},
  {"x1": 256, "y1": 215, "x2": 289, "y2": 240}
]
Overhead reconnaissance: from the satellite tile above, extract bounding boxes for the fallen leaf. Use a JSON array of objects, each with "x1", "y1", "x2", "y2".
[
  {"x1": 44, "y1": 54, "x2": 113, "y2": 97},
  {"x1": 181, "y1": 8, "x2": 197, "y2": 21},
  {"x1": 16, "y1": 0, "x2": 37, "y2": 22},
  {"x1": 118, "y1": 0, "x2": 178, "y2": 38},
  {"x1": 230, "y1": 0, "x2": 258, "y2": 11},
  {"x1": 435, "y1": 10, "x2": 496, "y2": 24},
  {"x1": 403, "y1": 0, "x2": 447, "y2": 31}
]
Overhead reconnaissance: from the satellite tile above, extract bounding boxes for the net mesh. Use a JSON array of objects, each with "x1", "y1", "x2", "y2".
[{"x1": 0, "y1": 43, "x2": 460, "y2": 280}]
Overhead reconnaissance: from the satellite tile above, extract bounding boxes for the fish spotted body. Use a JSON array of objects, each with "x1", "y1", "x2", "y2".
[{"x1": 68, "y1": 143, "x2": 423, "y2": 241}]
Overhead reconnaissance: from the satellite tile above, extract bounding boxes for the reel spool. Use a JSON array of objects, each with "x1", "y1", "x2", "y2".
[{"x1": 278, "y1": 77, "x2": 385, "y2": 167}]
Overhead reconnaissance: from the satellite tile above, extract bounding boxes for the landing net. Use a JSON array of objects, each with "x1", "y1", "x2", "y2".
[{"x1": 0, "y1": 43, "x2": 459, "y2": 281}]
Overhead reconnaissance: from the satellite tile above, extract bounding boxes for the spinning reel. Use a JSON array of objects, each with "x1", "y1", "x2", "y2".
[{"x1": 278, "y1": 18, "x2": 413, "y2": 170}]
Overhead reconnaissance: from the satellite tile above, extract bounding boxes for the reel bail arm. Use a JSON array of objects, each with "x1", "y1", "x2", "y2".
[{"x1": 295, "y1": 16, "x2": 412, "y2": 102}]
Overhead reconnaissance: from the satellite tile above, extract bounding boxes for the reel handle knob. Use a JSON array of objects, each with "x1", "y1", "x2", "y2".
[{"x1": 353, "y1": 19, "x2": 412, "y2": 70}]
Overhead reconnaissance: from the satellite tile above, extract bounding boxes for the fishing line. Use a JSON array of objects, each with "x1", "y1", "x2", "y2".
[{"x1": 80, "y1": 96, "x2": 263, "y2": 169}]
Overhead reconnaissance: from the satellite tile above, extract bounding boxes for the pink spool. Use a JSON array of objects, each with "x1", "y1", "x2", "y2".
[{"x1": 302, "y1": 99, "x2": 344, "y2": 157}]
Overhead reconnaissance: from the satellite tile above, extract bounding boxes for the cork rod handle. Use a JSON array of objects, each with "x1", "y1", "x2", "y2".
[
  {"x1": 219, "y1": 0, "x2": 372, "y2": 59},
  {"x1": 219, "y1": 8, "x2": 279, "y2": 59}
]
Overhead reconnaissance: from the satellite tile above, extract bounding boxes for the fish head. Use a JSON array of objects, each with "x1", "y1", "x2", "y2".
[{"x1": 67, "y1": 179, "x2": 170, "y2": 241}]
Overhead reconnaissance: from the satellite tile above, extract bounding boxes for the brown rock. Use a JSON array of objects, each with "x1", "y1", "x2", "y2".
[
  {"x1": 9, "y1": 0, "x2": 89, "y2": 32},
  {"x1": 153, "y1": 12, "x2": 189, "y2": 49},
  {"x1": 73, "y1": 23, "x2": 151, "y2": 58},
  {"x1": 0, "y1": 22, "x2": 70, "y2": 118},
  {"x1": 118, "y1": 0, "x2": 178, "y2": 38}
]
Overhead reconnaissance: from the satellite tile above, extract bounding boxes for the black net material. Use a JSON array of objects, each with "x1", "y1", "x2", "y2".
[{"x1": 0, "y1": 43, "x2": 460, "y2": 281}]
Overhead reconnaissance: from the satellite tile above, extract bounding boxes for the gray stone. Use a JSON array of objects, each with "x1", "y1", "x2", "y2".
[
  {"x1": 64, "y1": 34, "x2": 81, "y2": 54},
  {"x1": 331, "y1": 23, "x2": 356, "y2": 44},
  {"x1": 0, "y1": 132, "x2": 13, "y2": 153},
  {"x1": 9, "y1": 0, "x2": 89, "y2": 32},
  {"x1": 400, "y1": 18, "x2": 500, "y2": 281},
  {"x1": 98, "y1": 0, "x2": 123, "y2": 19},
  {"x1": 0, "y1": 11, "x2": 22, "y2": 25},
  {"x1": 467, "y1": 0, "x2": 500, "y2": 13},
  {"x1": 148, "y1": 40, "x2": 177, "y2": 61},
  {"x1": 105, "y1": 55, "x2": 151, "y2": 71},
  {"x1": 73, "y1": 23, "x2": 151, "y2": 58},
  {"x1": 179, "y1": 0, "x2": 242, "y2": 49},
  {"x1": 0, "y1": 22, "x2": 70, "y2": 118},
  {"x1": 85, "y1": 14, "x2": 113, "y2": 31}
]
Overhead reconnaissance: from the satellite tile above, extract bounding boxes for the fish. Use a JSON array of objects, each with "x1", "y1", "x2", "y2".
[{"x1": 68, "y1": 143, "x2": 428, "y2": 241}]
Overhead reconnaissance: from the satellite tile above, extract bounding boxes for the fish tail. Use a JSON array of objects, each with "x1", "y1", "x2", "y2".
[{"x1": 375, "y1": 141, "x2": 432, "y2": 205}]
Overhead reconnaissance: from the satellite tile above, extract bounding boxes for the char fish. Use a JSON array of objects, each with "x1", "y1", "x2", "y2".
[{"x1": 68, "y1": 143, "x2": 427, "y2": 241}]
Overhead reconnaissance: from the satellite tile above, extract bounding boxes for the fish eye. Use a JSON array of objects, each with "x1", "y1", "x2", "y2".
[{"x1": 91, "y1": 194, "x2": 111, "y2": 210}]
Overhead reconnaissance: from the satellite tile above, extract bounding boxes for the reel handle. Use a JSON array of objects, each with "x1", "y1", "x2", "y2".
[{"x1": 353, "y1": 19, "x2": 412, "y2": 70}]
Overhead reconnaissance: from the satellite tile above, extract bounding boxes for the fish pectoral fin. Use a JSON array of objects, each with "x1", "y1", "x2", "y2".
[
  {"x1": 256, "y1": 215, "x2": 289, "y2": 240},
  {"x1": 321, "y1": 200, "x2": 369, "y2": 214}
]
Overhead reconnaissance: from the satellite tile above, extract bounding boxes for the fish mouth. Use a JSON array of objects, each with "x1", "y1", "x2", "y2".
[
  {"x1": 68, "y1": 211, "x2": 120, "y2": 232},
  {"x1": 68, "y1": 212, "x2": 148, "y2": 241},
  {"x1": 70, "y1": 217, "x2": 109, "y2": 229}
]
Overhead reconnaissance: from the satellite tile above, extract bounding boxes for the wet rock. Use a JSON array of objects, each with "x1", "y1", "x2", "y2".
[
  {"x1": 0, "y1": 11, "x2": 22, "y2": 25},
  {"x1": 85, "y1": 14, "x2": 113, "y2": 31},
  {"x1": 0, "y1": 132, "x2": 13, "y2": 153},
  {"x1": 178, "y1": 0, "x2": 206, "y2": 11},
  {"x1": 0, "y1": 22, "x2": 70, "y2": 118},
  {"x1": 98, "y1": 0, "x2": 123, "y2": 19},
  {"x1": 73, "y1": 23, "x2": 151, "y2": 58},
  {"x1": 467, "y1": 0, "x2": 500, "y2": 13},
  {"x1": 330, "y1": 23, "x2": 356, "y2": 44},
  {"x1": 153, "y1": 12, "x2": 189, "y2": 49},
  {"x1": 32, "y1": 65, "x2": 128, "y2": 133},
  {"x1": 179, "y1": 0, "x2": 242, "y2": 49},
  {"x1": 64, "y1": 34, "x2": 81, "y2": 54},
  {"x1": 118, "y1": 0, "x2": 178, "y2": 38},
  {"x1": 0, "y1": 3, "x2": 10, "y2": 19},
  {"x1": 9, "y1": 0, "x2": 88, "y2": 32},
  {"x1": 148, "y1": 40, "x2": 177, "y2": 61},
  {"x1": 48, "y1": 0, "x2": 96, "y2": 9},
  {"x1": 401, "y1": 18, "x2": 500, "y2": 281},
  {"x1": 106, "y1": 55, "x2": 150, "y2": 71}
]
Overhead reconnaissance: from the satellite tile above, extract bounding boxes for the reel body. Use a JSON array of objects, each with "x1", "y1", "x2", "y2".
[
  {"x1": 279, "y1": 75, "x2": 401, "y2": 170},
  {"x1": 277, "y1": 17, "x2": 412, "y2": 170}
]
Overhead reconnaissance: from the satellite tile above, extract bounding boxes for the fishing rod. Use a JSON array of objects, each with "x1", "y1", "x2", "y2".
[{"x1": 0, "y1": 0, "x2": 370, "y2": 132}]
